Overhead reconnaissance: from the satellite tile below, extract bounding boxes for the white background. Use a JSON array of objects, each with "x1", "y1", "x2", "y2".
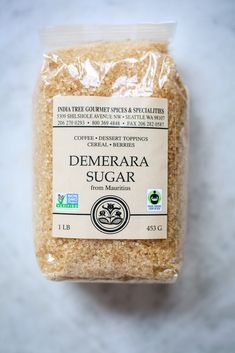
[{"x1": 1, "y1": 0, "x2": 235, "y2": 352}]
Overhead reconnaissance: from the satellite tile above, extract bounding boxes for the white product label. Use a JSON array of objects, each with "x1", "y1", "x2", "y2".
[{"x1": 52, "y1": 96, "x2": 168, "y2": 239}]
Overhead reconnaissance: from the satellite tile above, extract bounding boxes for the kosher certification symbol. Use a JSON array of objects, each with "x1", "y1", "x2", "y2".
[{"x1": 91, "y1": 196, "x2": 130, "y2": 234}]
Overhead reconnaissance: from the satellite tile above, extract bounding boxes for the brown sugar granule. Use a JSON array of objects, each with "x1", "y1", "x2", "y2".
[{"x1": 33, "y1": 37, "x2": 188, "y2": 282}]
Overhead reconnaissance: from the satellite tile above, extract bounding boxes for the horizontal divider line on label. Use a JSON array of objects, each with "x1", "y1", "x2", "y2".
[
  {"x1": 53, "y1": 125, "x2": 168, "y2": 130},
  {"x1": 131, "y1": 214, "x2": 167, "y2": 216},
  {"x1": 53, "y1": 213, "x2": 90, "y2": 215},
  {"x1": 53, "y1": 212, "x2": 167, "y2": 216}
]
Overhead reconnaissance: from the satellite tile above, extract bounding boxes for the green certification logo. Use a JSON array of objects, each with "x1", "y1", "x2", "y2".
[
  {"x1": 147, "y1": 189, "x2": 162, "y2": 212},
  {"x1": 56, "y1": 193, "x2": 79, "y2": 208}
]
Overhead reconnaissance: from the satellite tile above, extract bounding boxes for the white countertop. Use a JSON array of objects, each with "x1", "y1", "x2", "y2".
[{"x1": 1, "y1": 0, "x2": 235, "y2": 352}]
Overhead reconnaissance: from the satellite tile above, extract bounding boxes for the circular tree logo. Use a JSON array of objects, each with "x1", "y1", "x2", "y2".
[{"x1": 91, "y1": 196, "x2": 130, "y2": 234}]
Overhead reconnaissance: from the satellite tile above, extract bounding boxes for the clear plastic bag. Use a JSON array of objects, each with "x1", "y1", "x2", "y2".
[{"x1": 33, "y1": 23, "x2": 188, "y2": 282}]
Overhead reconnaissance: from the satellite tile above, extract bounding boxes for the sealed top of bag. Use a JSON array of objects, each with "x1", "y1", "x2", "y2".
[{"x1": 40, "y1": 23, "x2": 176, "y2": 50}]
